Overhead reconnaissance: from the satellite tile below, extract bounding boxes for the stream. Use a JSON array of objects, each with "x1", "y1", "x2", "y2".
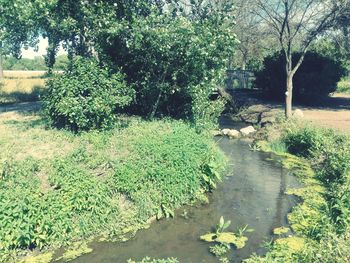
[{"x1": 72, "y1": 127, "x2": 300, "y2": 263}]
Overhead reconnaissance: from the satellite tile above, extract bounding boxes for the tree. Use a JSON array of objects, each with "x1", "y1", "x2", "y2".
[
  {"x1": 98, "y1": 2, "x2": 236, "y2": 126},
  {"x1": 255, "y1": 0, "x2": 350, "y2": 117},
  {"x1": 0, "y1": 0, "x2": 38, "y2": 80}
]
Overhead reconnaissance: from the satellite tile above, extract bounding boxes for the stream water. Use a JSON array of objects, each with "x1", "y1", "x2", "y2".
[{"x1": 72, "y1": 131, "x2": 300, "y2": 263}]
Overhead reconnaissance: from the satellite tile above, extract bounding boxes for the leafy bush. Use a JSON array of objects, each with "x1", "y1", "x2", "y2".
[
  {"x1": 283, "y1": 126, "x2": 328, "y2": 158},
  {"x1": 44, "y1": 57, "x2": 134, "y2": 131},
  {"x1": 99, "y1": 14, "x2": 236, "y2": 128},
  {"x1": 255, "y1": 51, "x2": 347, "y2": 103}
]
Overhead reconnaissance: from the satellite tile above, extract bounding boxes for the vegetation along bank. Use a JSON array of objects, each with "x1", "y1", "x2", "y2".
[
  {"x1": 0, "y1": 113, "x2": 225, "y2": 262},
  {"x1": 244, "y1": 120, "x2": 350, "y2": 262}
]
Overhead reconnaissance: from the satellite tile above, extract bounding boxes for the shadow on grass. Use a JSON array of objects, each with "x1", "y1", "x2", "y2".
[
  {"x1": 3, "y1": 118, "x2": 47, "y2": 129},
  {"x1": 0, "y1": 85, "x2": 44, "y2": 105}
]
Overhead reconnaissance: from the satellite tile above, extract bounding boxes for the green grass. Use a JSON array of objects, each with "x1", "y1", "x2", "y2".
[
  {"x1": 0, "y1": 112, "x2": 225, "y2": 261},
  {"x1": 247, "y1": 122, "x2": 350, "y2": 262}
]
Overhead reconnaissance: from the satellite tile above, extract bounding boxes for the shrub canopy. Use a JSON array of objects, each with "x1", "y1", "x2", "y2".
[
  {"x1": 44, "y1": 57, "x2": 134, "y2": 131},
  {"x1": 255, "y1": 51, "x2": 347, "y2": 103},
  {"x1": 98, "y1": 14, "x2": 236, "y2": 129}
]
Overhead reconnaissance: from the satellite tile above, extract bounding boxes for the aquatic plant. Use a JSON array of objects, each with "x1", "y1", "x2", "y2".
[
  {"x1": 200, "y1": 217, "x2": 248, "y2": 250},
  {"x1": 57, "y1": 242, "x2": 93, "y2": 262},
  {"x1": 216, "y1": 216, "x2": 231, "y2": 235},
  {"x1": 22, "y1": 252, "x2": 53, "y2": 263},
  {"x1": 273, "y1": 227, "x2": 290, "y2": 235},
  {"x1": 210, "y1": 244, "x2": 230, "y2": 257}
]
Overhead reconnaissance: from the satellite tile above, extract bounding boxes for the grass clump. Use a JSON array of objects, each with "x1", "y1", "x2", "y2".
[{"x1": 0, "y1": 114, "x2": 225, "y2": 261}]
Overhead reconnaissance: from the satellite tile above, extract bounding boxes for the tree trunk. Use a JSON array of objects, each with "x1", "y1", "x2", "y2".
[
  {"x1": 0, "y1": 53, "x2": 4, "y2": 81},
  {"x1": 285, "y1": 73, "x2": 293, "y2": 118},
  {"x1": 150, "y1": 90, "x2": 162, "y2": 119}
]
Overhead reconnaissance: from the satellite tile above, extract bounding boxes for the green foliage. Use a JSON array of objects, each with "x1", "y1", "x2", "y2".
[
  {"x1": 3, "y1": 56, "x2": 45, "y2": 71},
  {"x1": 283, "y1": 126, "x2": 350, "y2": 231},
  {"x1": 255, "y1": 51, "x2": 347, "y2": 103},
  {"x1": 282, "y1": 126, "x2": 328, "y2": 158},
  {"x1": 209, "y1": 244, "x2": 230, "y2": 257},
  {"x1": 301, "y1": 231, "x2": 350, "y2": 263},
  {"x1": 44, "y1": 57, "x2": 134, "y2": 131},
  {"x1": 0, "y1": 0, "x2": 38, "y2": 58},
  {"x1": 216, "y1": 216, "x2": 231, "y2": 235},
  {"x1": 311, "y1": 39, "x2": 350, "y2": 70},
  {"x1": 106, "y1": 120, "x2": 226, "y2": 220},
  {"x1": 99, "y1": 12, "x2": 236, "y2": 127},
  {"x1": 5, "y1": 1, "x2": 236, "y2": 129}
]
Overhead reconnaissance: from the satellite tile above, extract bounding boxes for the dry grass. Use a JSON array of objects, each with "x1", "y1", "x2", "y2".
[
  {"x1": 3, "y1": 70, "x2": 46, "y2": 78},
  {"x1": 0, "y1": 71, "x2": 46, "y2": 104},
  {"x1": 0, "y1": 111, "x2": 78, "y2": 162}
]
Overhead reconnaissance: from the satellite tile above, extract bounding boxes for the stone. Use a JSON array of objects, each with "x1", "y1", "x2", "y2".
[
  {"x1": 292, "y1": 109, "x2": 304, "y2": 118},
  {"x1": 211, "y1": 130, "x2": 222, "y2": 136},
  {"x1": 240, "y1": 126, "x2": 256, "y2": 136},
  {"x1": 239, "y1": 104, "x2": 271, "y2": 125},
  {"x1": 227, "y1": 129, "x2": 240, "y2": 139},
  {"x1": 260, "y1": 109, "x2": 282, "y2": 126},
  {"x1": 221, "y1": 128, "x2": 231, "y2": 136}
]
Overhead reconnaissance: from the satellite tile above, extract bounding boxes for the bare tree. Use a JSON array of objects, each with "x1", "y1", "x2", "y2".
[
  {"x1": 255, "y1": 0, "x2": 349, "y2": 117},
  {"x1": 233, "y1": 0, "x2": 278, "y2": 70}
]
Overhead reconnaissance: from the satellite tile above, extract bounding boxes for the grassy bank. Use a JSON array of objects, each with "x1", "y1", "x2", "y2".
[
  {"x1": 0, "y1": 110, "x2": 225, "y2": 261},
  {"x1": 246, "y1": 121, "x2": 350, "y2": 262}
]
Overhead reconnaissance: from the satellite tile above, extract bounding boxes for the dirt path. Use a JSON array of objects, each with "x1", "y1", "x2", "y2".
[
  {"x1": 230, "y1": 90, "x2": 350, "y2": 133},
  {"x1": 297, "y1": 93, "x2": 350, "y2": 133}
]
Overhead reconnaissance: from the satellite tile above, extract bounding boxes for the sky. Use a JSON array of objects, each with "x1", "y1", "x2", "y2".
[{"x1": 21, "y1": 37, "x2": 66, "y2": 59}]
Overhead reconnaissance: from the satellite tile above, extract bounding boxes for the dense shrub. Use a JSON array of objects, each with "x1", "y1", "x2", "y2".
[
  {"x1": 255, "y1": 51, "x2": 347, "y2": 103},
  {"x1": 44, "y1": 57, "x2": 134, "y2": 131},
  {"x1": 98, "y1": 14, "x2": 236, "y2": 128}
]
